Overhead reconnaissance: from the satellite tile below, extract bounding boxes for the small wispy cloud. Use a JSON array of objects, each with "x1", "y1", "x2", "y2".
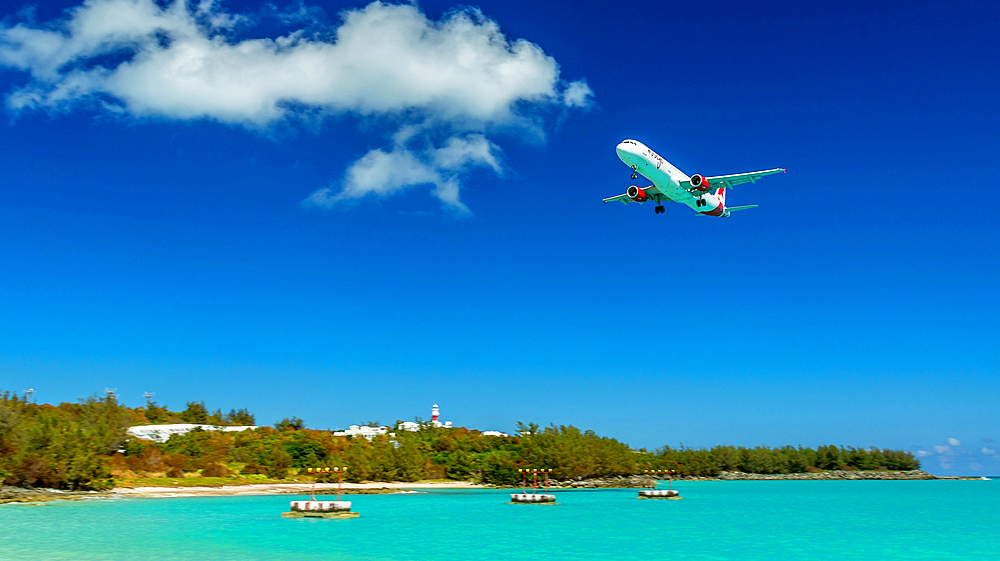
[
  {"x1": 0, "y1": 0, "x2": 593, "y2": 212},
  {"x1": 915, "y1": 436, "x2": 998, "y2": 474},
  {"x1": 303, "y1": 133, "x2": 501, "y2": 214}
]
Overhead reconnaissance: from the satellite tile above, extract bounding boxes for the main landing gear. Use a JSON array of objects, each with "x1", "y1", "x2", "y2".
[
  {"x1": 652, "y1": 193, "x2": 665, "y2": 215},
  {"x1": 630, "y1": 165, "x2": 638, "y2": 180}
]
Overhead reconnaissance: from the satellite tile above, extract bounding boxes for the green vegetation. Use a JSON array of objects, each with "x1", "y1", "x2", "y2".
[
  {"x1": 0, "y1": 391, "x2": 135, "y2": 490},
  {"x1": 0, "y1": 391, "x2": 920, "y2": 490}
]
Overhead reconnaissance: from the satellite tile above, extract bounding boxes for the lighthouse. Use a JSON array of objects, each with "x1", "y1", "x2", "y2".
[{"x1": 431, "y1": 404, "x2": 440, "y2": 424}]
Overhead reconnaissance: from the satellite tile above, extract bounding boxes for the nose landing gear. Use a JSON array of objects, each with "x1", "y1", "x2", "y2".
[{"x1": 630, "y1": 165, "x2": 638, "y2": 180}]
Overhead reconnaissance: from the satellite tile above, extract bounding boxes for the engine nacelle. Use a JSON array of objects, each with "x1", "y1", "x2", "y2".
[
  {"x1": 689, "y1": 174, "x2": 710, "y2": 193},
  {"x1": 627, "y1": 185, "x2": 648, "y2": 202}
]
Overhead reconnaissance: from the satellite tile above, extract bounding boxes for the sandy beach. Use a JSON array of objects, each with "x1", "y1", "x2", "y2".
[{"x1": 111, "y1": 481, "x2": 485, "y2": 499}]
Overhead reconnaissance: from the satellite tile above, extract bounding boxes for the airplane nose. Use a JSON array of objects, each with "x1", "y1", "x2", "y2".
[{"x1": 616, "y1": 141, "x2": 636, "y2": 161}]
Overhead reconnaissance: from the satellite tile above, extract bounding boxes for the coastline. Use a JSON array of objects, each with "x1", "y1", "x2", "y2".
[
  {"x1": 100, "y1": 470, "x2": 988, "y2": 499},
  {"x1": 545, "y1": 470, "x2": 966, "y2": 488},
  {"x1": 3, "y1": 471, "x2": 986, "y2": 503},
  {"x1": 110, "y1": 480, "x2": 484, "y2": 499},
  {"x1": 675, "y1": 469, "x2": 952, "y2": 482}
]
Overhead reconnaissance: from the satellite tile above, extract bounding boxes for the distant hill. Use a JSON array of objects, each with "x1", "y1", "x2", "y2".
[{"x1": 0, "y1": 391, "x2": 919, "y2": 490}]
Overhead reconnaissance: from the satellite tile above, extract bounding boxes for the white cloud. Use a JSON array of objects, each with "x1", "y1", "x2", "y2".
[
  {"x1": 302, "y1": 133, "x2": 500, "y2": 213},
  {"x1": 0, "y1": 0, "x2": 593, "y2": 210},
  {"x1": 932, "y1": 445, "x2": 951, "y2": 454},
  {"x1": 915, "y1": 450, "x2": 933, "y2": 458},
  {"x1": 432, "y1": 134, "x2": 501, "y2": 173},
  {"x1": 983, "y1": 447, "x2": 997, "y2": 455},
  {"x1": 948, "y1": 437, "x2": 961, "y2": 447},
  {"x1": 562, "y1": 79, "x2": 594, "y2": 108}
]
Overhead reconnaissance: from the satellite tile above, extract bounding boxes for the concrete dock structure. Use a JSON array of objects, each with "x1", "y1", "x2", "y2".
[
  {"x1": 510, "y1": 468, "x2": 558, "y2": 504},
  {"x1": 509, "y1": 493, "x2": 557, "y2": 504},
  {"x1": 638, "y1": 489, "x2": 681, "y2": 499},
  {"x1": 638, "y1": 469, "x2": 682, "y2": 500},
  {"x1": 283, "y1": 466, "x2": 359, "y2": 518},
  {"x1": 282, "y1": 500, "x2": 360, "y2": 518}
]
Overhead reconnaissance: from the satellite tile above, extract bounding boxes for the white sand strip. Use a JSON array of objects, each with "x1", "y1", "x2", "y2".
[{"x1": 112, "y1": 481, "x2": 484, "y2": 498}]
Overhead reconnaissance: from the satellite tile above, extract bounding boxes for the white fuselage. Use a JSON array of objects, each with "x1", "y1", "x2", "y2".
[{"x1": 616, "y1": 139, "x2": 723, "y2": 215}]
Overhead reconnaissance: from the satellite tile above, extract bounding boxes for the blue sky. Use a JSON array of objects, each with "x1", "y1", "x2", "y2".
[{"x1": 1, "y1": 0, "x2": 997, "y2": 475}]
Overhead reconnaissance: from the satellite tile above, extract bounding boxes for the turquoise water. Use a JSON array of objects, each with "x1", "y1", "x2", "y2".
[{"x1": 2, "y1": 481, "x2": 997, "y2": 560}]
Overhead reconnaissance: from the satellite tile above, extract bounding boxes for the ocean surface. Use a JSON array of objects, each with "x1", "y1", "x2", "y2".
[{"x1": 2, "y1": 481, "x2": 997, "y2": 560}]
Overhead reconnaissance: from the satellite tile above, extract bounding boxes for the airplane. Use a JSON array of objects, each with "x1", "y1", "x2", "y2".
[{"x1": 603, "y1": 139, "x2": 785, "y2": 217}]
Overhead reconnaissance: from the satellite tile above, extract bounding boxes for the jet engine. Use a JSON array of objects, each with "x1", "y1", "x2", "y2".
[
  {"x1": 689, "y1": 174, "x2": 710, "y2": 193},
  {"x1": 627, "y1": 185, "x2": 648, "y2": 202}
]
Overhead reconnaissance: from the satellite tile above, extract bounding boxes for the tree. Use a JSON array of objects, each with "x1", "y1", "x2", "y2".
[
  {"x1": 282, "y1": 434, "x2": 327, "y2": 468},
  {"x1": 179, "y1": 401, "x2": 208, "y2": 424},
  {"x1": 142, "y1": 399, "x2": 170, "y2": 424},
  {"x1": 205, "y1": 408, "x2": 225, "y2": 426},
  {"x1": 479, "y1": 450, "x2": 519, "y2": 485},
  {"x1": 224, "y1": 408, "x2": 256, "y2": 426},
  {"x1": 275, "y1": 417, "x2": 305, "y2": 431},
  {"x1": 262, "y1": 442, "x2": 293, "y2": 479}
]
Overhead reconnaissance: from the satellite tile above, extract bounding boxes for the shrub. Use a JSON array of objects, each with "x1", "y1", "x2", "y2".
[
  {"x1": 201, "y1": 464, "x2": 229, "y2": 477},
  {"x1": 241, "y1": 462, "x2": 265, "y2": 475}
]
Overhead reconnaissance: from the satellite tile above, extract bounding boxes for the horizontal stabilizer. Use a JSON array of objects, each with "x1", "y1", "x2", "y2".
[{"x1": 725, "y1": 205, "x2": 758, "y2": 212}]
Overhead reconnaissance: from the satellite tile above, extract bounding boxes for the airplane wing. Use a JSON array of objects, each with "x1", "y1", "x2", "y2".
[
  {"x1": 603, "y1": 193, "x2": 633, "y2": 205},
  {"x1": 705, "y1": 168, "x2": 785, "y2": 189},
  {"x1": 603, "y1": 185, "x2": 666, "y2": 205}
]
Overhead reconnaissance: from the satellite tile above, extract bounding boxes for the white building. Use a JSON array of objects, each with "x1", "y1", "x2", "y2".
[
  {"x1": 126, "y1": 423, "x2": 257, "y2": 443},
  {"x1": 332, "y1": 425, "x2": 392, "y2": 440},
  {"x1": 336, "y1": 404, "x2": 453, "y2": 438},
  {"x1": 398, "y1": 421, "x2": 421, "y2": 432},
  {"x1": 332, "y1": 404, "x2": 507, "y2": 439}
]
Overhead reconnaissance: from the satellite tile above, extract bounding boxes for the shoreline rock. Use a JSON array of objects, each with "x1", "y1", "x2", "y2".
[
  {"x1": 541, "y1": 470, "x2": 950, "y2": 488},
  {"x1": 680, "y1": 469, "x2": 940, "y2": 481},
  {"x1": 0, "y1": 486, "x2": 109, "y2": 504}
]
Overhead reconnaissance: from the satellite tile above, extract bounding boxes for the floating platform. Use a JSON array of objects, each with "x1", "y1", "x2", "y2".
[
  {"x1": 509, "y1": 493, "x2": 557, "y2": 504},
  {"x1": 282, "y1": 500, "x2": 360, "y2": 518},
  {"x1": 638, "y1": 489, "x2": 681, "y2": 500}
]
